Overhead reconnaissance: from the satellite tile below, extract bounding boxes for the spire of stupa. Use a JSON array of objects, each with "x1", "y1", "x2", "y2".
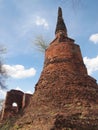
[{"x1": 55, "y1": 7, "x2": 67, "y2": 37}]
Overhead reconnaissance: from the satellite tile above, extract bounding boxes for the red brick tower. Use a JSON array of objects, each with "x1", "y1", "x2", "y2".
[{"x1": 35, "y1": 7, "x2": 98, "y2": 107}]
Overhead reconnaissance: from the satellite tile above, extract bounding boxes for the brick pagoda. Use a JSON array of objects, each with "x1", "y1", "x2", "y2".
[{"x1": 1, "y1": 7, "x2": 98, "y2": 130}]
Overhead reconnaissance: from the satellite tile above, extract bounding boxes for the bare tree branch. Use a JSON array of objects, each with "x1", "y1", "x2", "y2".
[
  {"x1": 33, "y1": 35, "x2": 49, "y2": 53},
  {"x1": 0, "y1": 45, "x2": 6, "y2": 54},
  {"x1": 0, "y1": 44, "x2": 7, "y2": 89}
]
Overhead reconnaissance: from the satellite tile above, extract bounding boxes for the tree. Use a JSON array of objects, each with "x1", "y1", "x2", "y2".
[
  {"x1": 0, "y1": 99, "x2": 4, "y2": 111},
  {"x1": 0, "y1": 44, "x2": 7, "y2": 89},
  {"x1": 33, "y1": 35, "x2": 49, "y2": 53}
]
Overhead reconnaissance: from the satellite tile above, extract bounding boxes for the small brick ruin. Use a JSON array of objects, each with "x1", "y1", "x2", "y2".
[{"x1": 1, "y1": 89, "x2": 32, "y2": 120}]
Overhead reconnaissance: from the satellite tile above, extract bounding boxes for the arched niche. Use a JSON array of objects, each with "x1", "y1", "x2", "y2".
[
  {"x1": 12, "y1": 102, "x2": 18, "y2": 113},
  {"x1": 12, "y1": 102, "x2": 18, "y2": 107}
]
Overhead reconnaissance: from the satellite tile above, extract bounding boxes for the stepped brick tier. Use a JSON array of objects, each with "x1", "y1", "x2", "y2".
[{"x1": 1, "y1": 7, "x2": 98, "y2": 130}]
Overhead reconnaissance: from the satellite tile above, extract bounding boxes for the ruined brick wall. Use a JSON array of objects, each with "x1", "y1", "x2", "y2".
[{"x1": 1, "y1": 90, "x2": 32, "y2": 120}]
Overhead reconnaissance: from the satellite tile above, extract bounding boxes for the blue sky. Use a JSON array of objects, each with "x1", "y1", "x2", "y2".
[{"x1": 0, "y1": 0, "x2": 98, "y2": 99}]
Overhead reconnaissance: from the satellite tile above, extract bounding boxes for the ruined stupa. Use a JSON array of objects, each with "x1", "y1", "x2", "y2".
[{"x1": 1, "y1": 7, "x2": 98, "y2": 130}]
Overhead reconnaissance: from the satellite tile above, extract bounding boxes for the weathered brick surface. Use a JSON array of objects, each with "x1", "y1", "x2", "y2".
[
  {"x1": 16, "y1": 29, "x2": 98, "y2": 129},
  {"x1": 44, "y1": 39, "x2": 87, "y2": 75}
]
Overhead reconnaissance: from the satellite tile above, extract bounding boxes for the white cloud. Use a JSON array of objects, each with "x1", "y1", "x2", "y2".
[
  {"x1": 3, "y1": 64, "x2": 36, "y2": 79},
  {"x1": 15, "y1": 86, "x2": 22, "y2": 91},
  {"x1": 83, "y1": 56, "x2": 98, "y2": 75},
  {"x1": 35, "y1": 16, "x2": 49, "y2": 29},
  {"x1": 26, "y1": 91, "x2": 32, "y2": 94},
  {"x1": 15, "y1": 86, "x2": 32, "y2": 94},
  {"x1": 89, "y1": 33, "x2": 98, "y2": 44}
]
